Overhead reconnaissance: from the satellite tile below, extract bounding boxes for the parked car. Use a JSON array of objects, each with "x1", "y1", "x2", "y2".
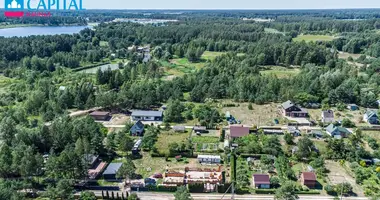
[{"x1": 153, "y1": 173, "x2": 163, "y2": 178}]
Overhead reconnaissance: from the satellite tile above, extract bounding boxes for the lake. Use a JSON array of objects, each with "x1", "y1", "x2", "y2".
[{"x1": 0, "y1": 25, "x2": 91, "y2": 37}]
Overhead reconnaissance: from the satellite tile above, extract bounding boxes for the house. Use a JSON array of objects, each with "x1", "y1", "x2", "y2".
[
  {"x1": 173, "y1": 126, "x2": 186, "y2": 132},
  {"x1": 252, "y1": 174, "x2": 270, "y2": 189},
  {"x1": 325, "y1": 124, "x2": 351, "y2": 138},
  {"x1": 310, "y1": 130, "x2": 323, "y2": 138},
  {"x1": 132, "y1": 139, "x2": 142, "y2": 155},
  {"x1": 364, "y1": 110, "x2": 379, "y2": 124},
  {"x1": 281, "y1": 100, "x2": 308, "y2": 118},
  {"x1": 321, "y1": 110, "x2": 334, "y2": 123},
  {"x1": 89, "y1": 111, "x2": 111, "y2": 121},
  {"x1": 230, "y1": 125, "x2": 250, "y2": 138},
  {"x1": 193, "y1": 126, "x2": 207, "y2": 134},
  {"x1": 347, "y1": 104, "x2": 359, "y2": 111},
  {"x1": 288, "y1": 126, "x2": 301, "y2": 136},
  {"x1": 102, "y1": 163, "x2": 123, "y2": 181},
  {"x1": 83, "y1": 154, "x2": 99, "y2": 168},
  {"x1": 131, "y1": 110, "x2": 163, "y2": 121},
  {"x1": 130, "y1": 121, "x2": 144, "y2": 136},
  {"x1": 300, "y1": 172, "x2": 317, "y2": 188},
  {"x1": 197, "y1": 155, "x2": 221, "y2": 164}
]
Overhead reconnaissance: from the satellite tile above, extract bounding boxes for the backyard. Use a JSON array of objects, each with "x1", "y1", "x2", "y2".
[
  {"x1": 220, "y1": 100, "x2": 281, "y2": 126},
  {"x1": 155, "y1": 130, "x2": 191, "y2": 155}
]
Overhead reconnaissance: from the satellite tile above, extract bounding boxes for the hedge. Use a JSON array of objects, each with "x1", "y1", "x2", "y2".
[
  {"x1": 296, "y1": 190, "x2": 321, "y2": 194},
  {"x1": 71, "y1": 62, "x2": 111, "y2": 72},
  {"x1": 255, "y1": 189, "x2": 276, "y2": 194},
  {"x1": 147, "y1": 185, "x2": 178, "y2": 192}
]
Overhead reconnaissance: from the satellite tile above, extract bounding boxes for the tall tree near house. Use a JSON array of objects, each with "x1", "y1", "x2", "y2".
[
  {"x1": 117, "y1": 159, "x2": 136, "y2": 181},
  {"x1": 275, "y1": 181, "x2": 299, "y2": 200},
  {"x1": 295, "y1": 137, "x2": 314, "y2": 160},
  {"x1": 164, "y1": 99, "x2": 185, "y2": 123}
]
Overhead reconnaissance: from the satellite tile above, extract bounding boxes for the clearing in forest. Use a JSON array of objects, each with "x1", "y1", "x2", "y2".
[{"x1": 293, "y1": 34, "x2": 336, "y2": 42}]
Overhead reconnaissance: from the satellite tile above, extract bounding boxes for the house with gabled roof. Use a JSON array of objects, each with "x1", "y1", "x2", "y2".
[
  {"x1": 131, "y1": 110, "x2": 163, "y2": 121},
  {"x1": 364, "y1": 110, "x2": 378, "y2": 125},
  {"x1": 130, "y1": 120, "x2": 144, "y2": 136},
  {"x1": 252, "y1": 174, "x2": 270, "y2": 189},
  {"x1": 300, "y1": 172, "x2": 317, "y2": 188},
  {"x1": 281, "y1": 100, "x2": 308, "y2": 118},
  {"x1": 325, "y1": 124, "x2": 351, "y2": 138},
  {"x1": 230, "y1": 125, "x2": 250, "y2": 138}
]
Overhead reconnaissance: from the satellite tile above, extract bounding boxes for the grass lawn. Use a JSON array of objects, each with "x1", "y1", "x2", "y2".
[
  {"x1": 220, "y1": 100, "x2": 281, "y2": 126},
  {"x1": 100, "y1": 41, "x2": 109, "y2": 47},
  {"x1": 192, "y1": 136, "x2": 220, "y2": 143},
  {"x1": 293, "y1": 35, "x2": 336, "y2": 42},
  {"x1": 313, "y1": 140, "x2": 328, "y2": 154},
  {"x1": 259, "y1": 66, "x2": 300, "y2": 78},
  {"x1": 264, "y1": 28, "x2": 285, "y2": 35},
  {"x1": 0, "y1": 23, "x2": 36, "y2": 29},
  {"x1": 362, "y1": 130, "x2": 380, "y2": 142},
  {"x1": 292, "y1": 162, "x2": 306, "y2": 175},
  {"x1": 155, "y1": 130, "x2": 191, "y2": 155},
  {"x1": 97, "y1": 179, "x2": 120, "y2": 186},
  {"x1": 201, "y1": 51, "x2": 226, "y2": 61}
]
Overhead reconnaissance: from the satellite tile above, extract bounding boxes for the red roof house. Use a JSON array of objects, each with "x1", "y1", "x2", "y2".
[
  {"x1": 300, "y1": 172, "x2": 317, "y2": 188},
  {"x1": 252, "y1": 174, "x2": 270, "y2": 189},
  {"x1": 230, "y1": 126, "x2": 250, "y2": 138}
]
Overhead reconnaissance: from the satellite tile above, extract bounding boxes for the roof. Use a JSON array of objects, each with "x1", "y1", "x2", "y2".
[
  {"x1": 322, "y1": 110, "x2": 334, "y2": 118},
  {"x1": 253, "y1": 174, "x2": 270, "y2": 185},
  {"x1": 302, "y1": 172, "x2": 316, "y2": 181},
  {"x1": 282, "y1": 100, "x2": 295, "y2": 109},
  {"x1": 131, "y1": 110, "x2": 163, "y2": 117},
  {"x1": 197, "y1": 155, "x2": 221, "y2": 159},
  {"x1": 90, "y1": 111, "x2": 110, "y2": 116},
  {"x1": 326, "y1": 124, "x2": 350, "y2": 135},
  {"x1": 132, "y1": 120, "x2": 144, "y2": 130},
  {"x1": 365, "y1": 110, "x2": 378, "y2": 118},
  {"x1": 173, "y1": 126, "x2": 185, "y2": 131},
  {"x1": 103, "y1": 163, "x2": 123, "y2": 175},
  {"x1": 230, "y1": 126, "x2": 250, "y2": 138},
  {"x1": 193, "y1": 126, "x2": 206, "y2": 131}
]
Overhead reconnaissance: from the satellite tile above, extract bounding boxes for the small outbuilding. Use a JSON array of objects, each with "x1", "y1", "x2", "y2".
[
  {"x1": 89, "y1": 111, "x2": 111, "y2": 121},
  {"x1": 230, "y1": 125, "x2": 250, "y2": 138},
  {"x1": 252, "y1": 174, "x2": 270, "y2": 189},
  {"x1": 173, "y1": 126, "x2": 186, "y2": 132},
  {"x1": 321, "y1": 110, "x2": 334, "y2": 124},
  {"x1": 364, "y1": 110, "x2": 379, "y2": 125},
  {"x1": 193, "y1": 126, "x2": 207, "y2": 134},
  {"x1": 347, "y1": 104, "x2": 359, "y2": 111}
]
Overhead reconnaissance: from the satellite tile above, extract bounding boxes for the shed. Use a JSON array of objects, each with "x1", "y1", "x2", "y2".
[
  {"x1": 347, "y1": 104, "x2": 359, "y2": 111},
  {"x1": 173, "y1": 126, "x2": 186, "y2": 132},
  {"x1": 103, "y1": 163, "x2": 123, "y2": 181},
  {"x1": 225, "y1": 111, "x2": 231, "y2": 120},
  {"x1": 89, "y1": 111, "x2": 111, "y2": 121},
  {"x1": 193, "y1": 126, "x2": 207, "y2": 133}
]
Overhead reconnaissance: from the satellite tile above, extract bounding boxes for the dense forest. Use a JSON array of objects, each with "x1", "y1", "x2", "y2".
[{"x1": 0, "y1": 9, "x2": 379, "y2": 199}]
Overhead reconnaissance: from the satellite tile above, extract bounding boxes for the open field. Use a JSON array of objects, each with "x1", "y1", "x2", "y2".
[
  {"x1": 201, "y1": 51, "x2": 226, "y2": 61},
  {"x1": 259, "y1": 66, "x2": 300, "y2": 78},
  {"x1": 133, "y1": 152, "x2": 201, "y2": 178},
  {"x1": 362, "y1": 130, "x2": 380, "y2": 142},
  {"x1": 155, "y1": 130, "x2": 191, "y2": 155},
  {"x1": 220, "y1": 100, "x2": 281, "y2": 126},
  {"x1": 325, "y1": 160, "x2": 364, "y2": 196},
  {"x1": 264, "y1": 28, "x2": 285, "y2": 35},
  {"x1": 293, "y1": 35, "x2": 336, "y2": 42}
]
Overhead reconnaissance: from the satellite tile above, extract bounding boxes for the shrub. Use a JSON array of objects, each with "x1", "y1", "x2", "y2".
[{"x1": 255, "y1": 189, "x2": 276, "y2": 194}]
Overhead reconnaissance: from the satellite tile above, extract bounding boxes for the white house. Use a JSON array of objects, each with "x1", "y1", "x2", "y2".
[
  {"x1": 197, "y1": 155, "x2": 221, "y2": 164},
  {"x1": 321, "y1": 110, "x2": 334, "y2": 123}
]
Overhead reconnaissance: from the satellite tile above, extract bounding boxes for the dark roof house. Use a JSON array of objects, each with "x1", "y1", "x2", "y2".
[
  {"x1": 281, "y1": 100, "x2": 308, "y2": 118},
  {"x1": 252, "y1": 174, "x2": 270, "y2": 189},
  {"x1": 193, "y1": 126, "x2": 207, "y2": 133},
  {"x1": 230, "y1": 126, "x2": 250, "y2": 138},
  {"x1": 130, "y1": 120, "x2": 144, "y2": 136},
  {"x1": 364, "y1": 110, "x2": 378, "y2": 125},
  {"x1": 326, "y1": 124, "x2": 351, "y2": 138},
  {"x1": 89, "y1": 111, "x2": 111, "y2": 121},
  {"x1": 103, "y1": 163, "x2": 123, "y2": 181}
]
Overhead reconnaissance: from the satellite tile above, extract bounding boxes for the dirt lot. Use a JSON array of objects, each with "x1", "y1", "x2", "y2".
[
  {"x1": 102, "y1": 114, "x2": 130, "y2": 125},
  {"x1": 325, "y1": 160, "x2": 364, "y2": 196},
  {"x1": 220, "y1": 101, "x2": 281, "y2": 126}
]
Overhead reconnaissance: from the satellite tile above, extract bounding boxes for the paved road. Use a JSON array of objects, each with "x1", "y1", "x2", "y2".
[{"x1": 135, "y1": 192, "x2": 370, "y2": 200}]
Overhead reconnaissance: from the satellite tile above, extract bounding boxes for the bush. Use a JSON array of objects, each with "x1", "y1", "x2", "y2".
[
  {"x1": 248, "y1": 103, "x2": 253, "y2": 110},
  {"x1": 235, "y1": 187, "x2": 250, "y2": 194},
  {"x1": 217, "y1": 183, "x2": 231, "y2": 193},
  {"x1": 296, "y1": 190, "x2": 320, "y2": 194},
  {"x1": 342, "y1": 118, "x2": 355, "y2": 128},
  {"x1": 188, "y1": 183, "x2": 204, "y2": 193}
]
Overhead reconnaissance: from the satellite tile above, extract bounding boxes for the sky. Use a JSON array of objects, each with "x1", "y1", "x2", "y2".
[{"x1": 1, "y1": 0, "x2": 380, "y2": 10}]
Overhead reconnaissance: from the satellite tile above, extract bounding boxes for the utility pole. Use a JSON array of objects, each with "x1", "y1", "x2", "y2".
[
  {"x1": 231, "y1": 181, "x2": 235, "y2": 200},
  {"x1": 340, "y1": 182, "x2": 344, "y2": 200}
]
